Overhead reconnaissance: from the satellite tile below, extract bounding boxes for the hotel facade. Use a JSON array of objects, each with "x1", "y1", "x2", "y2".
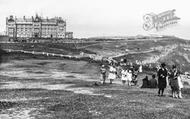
[{"x1": 6, "y1": 14, "x2": 73, "y2": 39}]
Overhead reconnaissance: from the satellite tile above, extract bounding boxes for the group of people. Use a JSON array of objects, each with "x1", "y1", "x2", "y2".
[
  {"x1": 141, "y1": 74, "x2": 158, "y2": 88},
  {"x1": 100, "y1": 60, "x2": 184, "y2": 99},
  {"x1": 100, "y1": 60, "x2": 140, "y2": 86},
  {"x1": 157, "y1": 63, "x2": 183, "y2": 98}
]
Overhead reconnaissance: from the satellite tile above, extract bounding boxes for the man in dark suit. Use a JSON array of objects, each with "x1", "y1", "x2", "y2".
[{"x1": 157, "y1": 63, "x2": 168, "y2": 96}]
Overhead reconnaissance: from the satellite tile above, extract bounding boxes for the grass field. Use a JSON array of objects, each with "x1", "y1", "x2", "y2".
[
  {"x1": 0, "y1": 53, "x2": 190, "y2": 119},
  {"x1": 0, "y1": 37, "x2": 190, "y2": 118}
]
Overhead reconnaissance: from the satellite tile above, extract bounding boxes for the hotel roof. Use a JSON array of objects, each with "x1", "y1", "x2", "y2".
[{"x1": 7, "y1": 15, "x2": 65, "y2": 24}]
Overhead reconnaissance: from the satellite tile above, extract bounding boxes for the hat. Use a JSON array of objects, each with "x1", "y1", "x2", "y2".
[
  {"x1": 161, "y1": 63, "x2": 166, "y2": 67},
  {"x1": 172, "y1": 65, "x2": 176, "y2": 69}
]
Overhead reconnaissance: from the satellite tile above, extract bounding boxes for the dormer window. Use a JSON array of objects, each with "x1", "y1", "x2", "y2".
[{"x1": 8, "y1": 15, "x2": 14, "y2": 22}]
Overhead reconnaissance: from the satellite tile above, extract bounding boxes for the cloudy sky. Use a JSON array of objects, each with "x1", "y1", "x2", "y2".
[{"x1": 0, "y1": 0, "x2": 189, "y2": 39}]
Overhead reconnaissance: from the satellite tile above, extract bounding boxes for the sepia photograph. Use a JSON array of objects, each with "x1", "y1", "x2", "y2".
[{"x1": 0, "y1": 0, "x2": 190, "y2": 118}]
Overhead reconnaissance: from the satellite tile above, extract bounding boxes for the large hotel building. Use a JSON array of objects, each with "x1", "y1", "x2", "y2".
[{"x1": 6, "y1": 14, "x2": 73, "y2": 39}]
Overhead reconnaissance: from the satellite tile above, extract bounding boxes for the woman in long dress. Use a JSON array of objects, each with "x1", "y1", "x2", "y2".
[
  {"x1": 169, "y1": 65, "x2": 183, "y2": 98},
  {"x1": 177, "y1": 75, "x2": 183, "y2": 98},
  {"x1": 127, "y1": 70, "x2": 133, "y2": 86},
  {"x1": 139, "y1": 65, "x2": 142, "y2": 73},
  {"x1": 108, "y1": 63, "x2": 117, "y2": 84}
]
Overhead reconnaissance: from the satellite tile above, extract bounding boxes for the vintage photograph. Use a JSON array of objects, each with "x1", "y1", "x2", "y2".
[{"x1": 0, "y1": 0, "x2": 190, "y2": 119}]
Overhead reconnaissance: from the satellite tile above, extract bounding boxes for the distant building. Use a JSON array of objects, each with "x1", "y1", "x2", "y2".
[{"x1": 6, "y1": 14, "x2": 73, "y2": 39}]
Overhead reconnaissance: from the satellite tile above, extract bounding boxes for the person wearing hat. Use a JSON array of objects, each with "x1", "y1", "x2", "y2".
[
  {"x1": 100, "y1": 64, "x2": 107, "y2": 84},
  {"x1": 157, "y1": 63, "x2": 168, "y2": 96}
]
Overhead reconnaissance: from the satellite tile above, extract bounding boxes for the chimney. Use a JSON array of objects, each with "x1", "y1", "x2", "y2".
[{"x1": 10, "y1": 15, "x2": 13, "y2": 19}]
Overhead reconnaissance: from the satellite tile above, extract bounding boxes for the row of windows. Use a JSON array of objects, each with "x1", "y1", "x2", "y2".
[
  {"x1": 58, "y1": 33, "x2": 65, "y2": 35},
  {"x1": 42, "y1": 31, "x2": 57, "y2": 33},
  {"x1": 57, "y1": 36, "x2": 65, "y2": 38},
  {"x1": 42, "y1": 25, "x2": 57, "y2": 28},
  {"x1": 17, "y1": 34, "x2": 32, "y2": 37},
  {"x1": 17, "y1": 28, "x2": 32, "y2": 31},
  {"x1": 8, "y1": 29, "x2": 65, "y2": 34},
  {"x1": 17, "y1": 30, "x2": 32, "y2": 32},
  {"x1": 16, "y1": 32, "x2": 65, "y2": 36},
  {"x1": 42, "y1": 33, "x2": 57, "y2": 35},
  {"x1": 15, "y1": 34, "x2": 65, "y2": 38},
  {"x1": 17, "y1": 32, "x2": 31, "y2": 35},
  {"x1": 58, "y1": 35, "x2": 65, "y2": 36},
  {"x1": 17, "y1": 25, "x2": 32, "y2": 28},
  {"x1": 15, "y1": 31, "x2": 64, "y2": 35},
  {"x1": 17, "y1": 24, "x2": 59, "y2": 27},
  {"x1": 16, "y1": 28, "x2": 62, "y2": 31},
  {"x1": 14, "y1": 28, "x2": 57, "y2": 30},
  {"x1": 8, "y1": 24, "x2": 15, "y2": 27},
  {"x1": 16, "y1": 32, "x2": 64, "y2": 35},
  {"x1": 42, "y1": 33, "x2": 56, "y2": 35},
  {"x1": 8, "y1": 28, "x2": 14, "y2": 31},
  {"x1": 9, "y1": 30, "x2": 65, "y2": 35},
  {"x1": 8, "y1": 22, "x2": 64, "y2": 26},
  {"x1": 8, "y1": 24, "x2": 65, "y2": 30},
  {"x1": 33, "y1": 24, "x2": 40, "y2": 27},
  {"x1": 41, "y1": 35, "x2": 60, "y2": 38},
  {"x1": 42, "y1": 28, "x2": 57, "y2": 30}
]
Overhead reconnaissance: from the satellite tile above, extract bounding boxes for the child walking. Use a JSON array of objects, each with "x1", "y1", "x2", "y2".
[
  {"x1": 121, "y1": 68, "x2": 128, "y2": 85},
  {"x1": 108, "y1": 62, "x2": 117, "y2": 84},
  {"x1": 100, "y1": 65, "x2": 107, "y2": 84}
]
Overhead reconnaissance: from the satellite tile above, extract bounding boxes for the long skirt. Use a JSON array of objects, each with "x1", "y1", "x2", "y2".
[
  {"x1": 178, "y1": 76, "x2": 183, "y2": 89},
  {"x1": 170, "y1": 79, "x2": 179, "y2": 91},
  {"x1": 127, "y1": 75, "x2": 132, "y2": 82},
  {"x1": 158, "y1": 78, "x2": 167, "y2": 89},
  {"x1": 170, "y1": 77, "x2": 183, "y2": 91},
  {"x1": 121, "y1": 75, "x2": 127, "y2": 81}
]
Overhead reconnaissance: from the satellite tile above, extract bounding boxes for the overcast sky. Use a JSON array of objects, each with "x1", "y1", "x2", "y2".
[{"x1": 0, "y1": 0, "x2": 189, "y2": 39}]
